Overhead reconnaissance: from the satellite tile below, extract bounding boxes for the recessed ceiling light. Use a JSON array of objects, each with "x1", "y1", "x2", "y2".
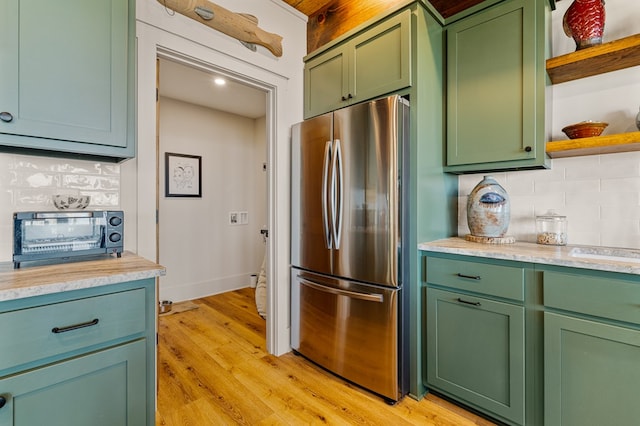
[{"x1": 214, "y1": 77, "x2": 226, "y2": 86}]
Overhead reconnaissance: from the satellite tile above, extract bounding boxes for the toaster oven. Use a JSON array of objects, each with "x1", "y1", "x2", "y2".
[{"x1": 13, "y1": 210, "x2": 124, "y2": 268}]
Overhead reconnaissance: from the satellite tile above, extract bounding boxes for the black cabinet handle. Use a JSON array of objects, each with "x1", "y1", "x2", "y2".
[
  {"x1": 524, "y1": 146, "x2": 532, "y2": 152},
  {"x1": 0, "y1": 395, "x2": 7, "y2": 409},
  {"x1": 0, "y1": 112, "x2": 13, "y2": 123},
  {"x1": 52, "y1": 318, "x2": 99, "y2": 334},
  {"x1": 456, "y1": 273, "x2": 481, "y2": 280},
  {"x1": 457, "y1": 298, "x2": 481, "y2": 307}
]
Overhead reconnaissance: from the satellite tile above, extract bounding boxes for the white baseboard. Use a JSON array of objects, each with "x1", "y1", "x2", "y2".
[{"x1": 159, "y1": 273, "x2": 254, "y2": 303}]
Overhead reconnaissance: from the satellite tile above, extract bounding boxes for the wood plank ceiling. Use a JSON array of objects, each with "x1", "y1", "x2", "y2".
[
  {"x1": 281, "y1": 0, "x2": 487, "y2": 52},
  {"x1": 282, "y1": 0, "x2": 486, "y2": 19}
]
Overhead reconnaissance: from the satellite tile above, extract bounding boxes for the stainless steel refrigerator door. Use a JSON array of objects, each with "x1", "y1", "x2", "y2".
[
  {"x1": 292, "y1": 269, "x2": 399, "y2": 401},
  {"x1": 291, "y1": 112, "x2": 334, "y2": 276},
  {"x1": 332, "y1": 96, "x2": 405, "y2": 287}
]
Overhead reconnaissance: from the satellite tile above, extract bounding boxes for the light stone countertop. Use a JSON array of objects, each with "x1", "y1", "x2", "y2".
[
  {"x1": 419, "y1": 237, "x2": 640, "y2": 275},
  {"x1": 0, "y1": 251, "x2": 166, "y2": 302}
]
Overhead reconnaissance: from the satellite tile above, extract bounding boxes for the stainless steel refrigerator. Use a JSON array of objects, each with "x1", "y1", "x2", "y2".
[{"x1": 290, "y1": 95, "x2": 409, "y2": 403}]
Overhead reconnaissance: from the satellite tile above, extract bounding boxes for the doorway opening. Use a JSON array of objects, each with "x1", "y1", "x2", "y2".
[{"x1": 156, "y1": 54, "x2": 272, "y2": 339}]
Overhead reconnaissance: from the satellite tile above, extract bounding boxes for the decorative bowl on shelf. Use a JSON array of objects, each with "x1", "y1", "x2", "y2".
[
  {"x1": 52, "y1": 194, "x2": 91, "y2": 210},
  {"x1": 562, "y1": 121, "x2": 608, "y2": 139}
]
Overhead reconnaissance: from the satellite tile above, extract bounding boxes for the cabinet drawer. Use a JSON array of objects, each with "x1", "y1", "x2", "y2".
[
  {"x1": 544, "y1": 270, "x2": 640, "y2": 325},
  {"x1": 0, "y1": 288, "x2": 146, "y2": 371},
  {"x1": 426, "y1": 257, "x2": 524, "y2": 301}
]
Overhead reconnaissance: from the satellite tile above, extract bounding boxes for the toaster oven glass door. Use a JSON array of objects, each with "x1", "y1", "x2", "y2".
[{"x1": 20, "y1": 214, "x2": 105, "y2": 254}]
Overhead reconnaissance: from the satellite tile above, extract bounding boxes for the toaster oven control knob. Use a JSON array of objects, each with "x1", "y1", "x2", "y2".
[
  {"x1": 109, "y1": 216, "x2": 122, "y2": 227},
  {"x1": 109, "y1": 233, "x2": 122, "y2": 243}
]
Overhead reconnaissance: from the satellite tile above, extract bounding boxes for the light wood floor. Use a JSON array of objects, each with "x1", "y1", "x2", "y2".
[{"x1": 156, "y1": 287, "x2": 496, "y2": 425}]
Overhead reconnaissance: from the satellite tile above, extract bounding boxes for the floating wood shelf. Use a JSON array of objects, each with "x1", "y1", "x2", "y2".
[
  {"x1": 546, "y1": 131, "x2": 640, "y2": 158},
  {"x1": 546, "y1": 33, "x2": 640, "y2": 84}
]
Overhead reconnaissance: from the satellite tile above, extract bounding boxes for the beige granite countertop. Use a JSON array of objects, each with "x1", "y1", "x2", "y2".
[
  {"x1": 0, "y1": 251, "x2": 166, "y2": 302},
  {"x1": 419, "y1": 237, "x2": 640, "y2": 275}
]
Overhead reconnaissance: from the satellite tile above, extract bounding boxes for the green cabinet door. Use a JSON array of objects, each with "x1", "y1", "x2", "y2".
[
  {"x1": 303, "y1": 9, "x2": 411, "y2": 118},
  {"x1": 544, "y1": 312, "x2": 640, "y2": 426},
  {"x1": 0, "y1": 0, "x2": 134, "y2": 161},
  {"x1": 304, "y1": 45, "x2": 349, "y2": 118},
  {"x1": 349, "y1": 10, "x2": 411, "y2": 106},
  {"x1": 445, "y1": 0, "x2": 549, "y2": 173},
  {"x1": 0, "y1": 340, "x2": 146, "y2": 426},
  {"x1": 426, "y1": 287, "x2": 525, "y2": 425}
]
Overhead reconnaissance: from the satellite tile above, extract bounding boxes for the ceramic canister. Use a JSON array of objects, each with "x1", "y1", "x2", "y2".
[
  {"x1": 467, "y1": 176, "x2": 510, "y2": 238},
  {"x1": 563, "y1": 0, "x2": 606, "y2": 50}
]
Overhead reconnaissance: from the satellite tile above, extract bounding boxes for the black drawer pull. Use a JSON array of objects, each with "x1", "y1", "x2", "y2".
[
  {"x1": 456, "y1": 273, "x2": 481, "y2": 280},
  {"x1": 52, "y1": 318, "x2": 99, "y2": 334},
  {"x1": 457, "y1": 298, "x2": 481, "y2": 307},
  {"x1": 0, "y1": 395, "x2": 7, "y2": 409}
]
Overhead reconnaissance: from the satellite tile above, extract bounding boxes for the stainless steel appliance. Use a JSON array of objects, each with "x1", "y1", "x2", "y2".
[
  {"x1": 290, "y1": 95, "x2": 409, "y2": 402},
  {"x1": 13, "y1": 210, "x2": 124, "y2": 268}
]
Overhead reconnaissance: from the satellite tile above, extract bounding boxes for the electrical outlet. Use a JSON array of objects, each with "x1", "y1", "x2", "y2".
[
  {"x1": 239, "y1": 211, "x2": 249, "y2": 224},
  {"x1": 229, "y1": 212, "x2": 238, "y2": 225}
]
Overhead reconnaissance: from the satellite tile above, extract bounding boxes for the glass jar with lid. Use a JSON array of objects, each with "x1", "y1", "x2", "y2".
[{"x1": 536, "y1": 210, "x2": 567, "y2": 245}]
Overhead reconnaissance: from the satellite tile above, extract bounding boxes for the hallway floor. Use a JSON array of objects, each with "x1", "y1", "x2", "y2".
[{"x1": 156, "y1": 287, "x2": 496, "y2": 425}]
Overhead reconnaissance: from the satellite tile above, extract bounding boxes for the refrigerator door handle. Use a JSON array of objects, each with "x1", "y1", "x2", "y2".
[
  {"x1": 332, "y1": 139, "x2": 344, "y2": 250},
  {"x1": 299, "y1": 277, "x2": 384, "y2": 303},
  {"x1": 322, "y1": 141, "x2": 332, "y2": 249}
]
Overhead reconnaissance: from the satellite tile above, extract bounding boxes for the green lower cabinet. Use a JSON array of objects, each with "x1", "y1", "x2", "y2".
[
  {"x1": 0, "y1": 279, "x2": 156, "y2": 425},
  {"x1": 0, "y1": 340, "x2": 146, "y2": 426},
  {"x1": 426, "y1": 287, "x2": 525, "y2": 425},
  {"x1": 544, "y1": 312, "x2": 640, "y2": 426}
]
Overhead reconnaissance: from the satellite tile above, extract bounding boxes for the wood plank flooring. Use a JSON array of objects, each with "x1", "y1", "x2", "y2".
[{"x1": 156, "y1": 287, "x2": 496, "y2": 425}]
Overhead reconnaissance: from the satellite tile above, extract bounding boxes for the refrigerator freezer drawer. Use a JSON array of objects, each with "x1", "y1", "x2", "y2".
[{"x1": 291, "y1": 269, "x2": 399, "y2": 401}]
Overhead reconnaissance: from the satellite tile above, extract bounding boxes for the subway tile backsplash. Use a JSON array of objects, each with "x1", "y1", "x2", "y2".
[
  {"x1": 0, "y1": 152, "x2": 120, "y2": 261},
  {"x1": 458, "y1": 151, "x2": 640, "y2": 249}
]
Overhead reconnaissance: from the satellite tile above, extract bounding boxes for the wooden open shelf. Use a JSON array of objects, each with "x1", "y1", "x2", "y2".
[
  {"x1": 546, "y1": 33, "x2": 640, "y2": 84},
  {"x1": 546, "y1": 131, "x2": 640, "y2": 158}
]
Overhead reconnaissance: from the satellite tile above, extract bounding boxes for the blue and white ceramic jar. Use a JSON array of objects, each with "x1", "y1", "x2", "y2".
[{"x1": 467, "y1": 176, "x2": 510, "y2": 237}]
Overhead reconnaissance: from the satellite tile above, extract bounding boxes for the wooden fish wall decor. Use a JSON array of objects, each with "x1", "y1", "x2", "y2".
[{"x1": 157, "y1": 0, "x2": 284, "y2": 57}]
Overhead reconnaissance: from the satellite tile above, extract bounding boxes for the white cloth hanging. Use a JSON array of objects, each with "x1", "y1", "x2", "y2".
[{"x1": 255, "y1": 253, "x2": 267, "y2": 319}]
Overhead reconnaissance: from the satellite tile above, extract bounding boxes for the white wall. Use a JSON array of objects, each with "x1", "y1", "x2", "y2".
[
  {"x1": 158, "y1": 97, "x2": 267, "y2": 302},
  {"x1": 458, "y1": 0, "x2": 640, "y2": 249}
]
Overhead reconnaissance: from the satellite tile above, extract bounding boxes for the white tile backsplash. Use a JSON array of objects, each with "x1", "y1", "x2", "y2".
[
  {"x1": 458, "y1": 152, "x2": 640, "y2": 249},
  {"x1": 0, "y1": 152, "x2": 121, "y2": 261}
]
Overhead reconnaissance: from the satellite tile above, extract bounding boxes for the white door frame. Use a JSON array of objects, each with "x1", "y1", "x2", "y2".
[{"x1": 134, "y1": 22, "x2": 293, "y2": 355}]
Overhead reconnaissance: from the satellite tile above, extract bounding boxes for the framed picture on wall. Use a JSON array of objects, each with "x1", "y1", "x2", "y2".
[{"x1": 165, "y1": 152, "x2": 202, "y2": 197}]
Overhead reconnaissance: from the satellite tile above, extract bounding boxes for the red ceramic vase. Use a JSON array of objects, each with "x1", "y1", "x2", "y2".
[{"x1": 563, "y1": 0, "x2": 606, "y2": 50}]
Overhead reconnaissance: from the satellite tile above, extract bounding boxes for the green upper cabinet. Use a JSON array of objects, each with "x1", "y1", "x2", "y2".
[
  {"x1": 304, "y1": 9, "x2": 411, "y2": 119},
  {"x1": 0, "y1": 0, "x2": 135, "y2": 161},
  {"x1": 445, "y1": 0, "x2": 550, "y2": 173}
]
